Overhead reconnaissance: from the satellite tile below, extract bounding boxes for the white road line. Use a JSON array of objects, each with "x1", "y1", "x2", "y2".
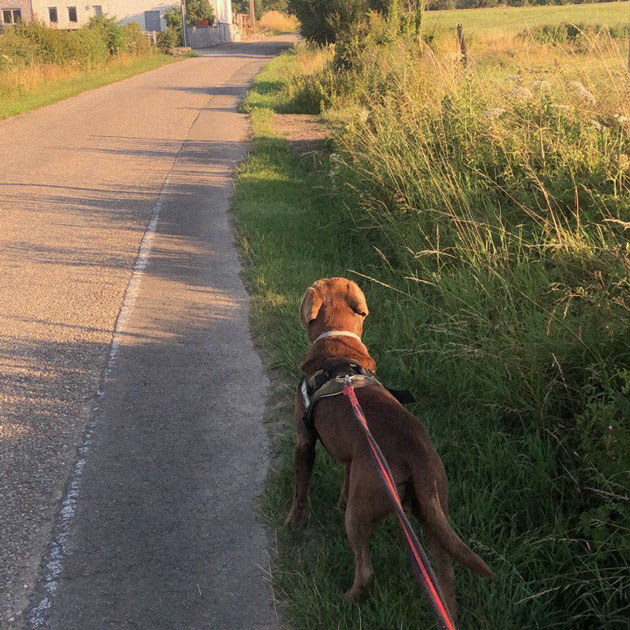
[{"x1": 25, "y1": 168, "x2": 173, "y2": 628}]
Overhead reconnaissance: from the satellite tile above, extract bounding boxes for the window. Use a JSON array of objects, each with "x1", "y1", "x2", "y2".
[
  {"x1": 93, "y1": 5, "x2": 102, "y2": 16},
  {"x1": 48, "y1": 7, "x2": 57, "y2": 22},
  {"x1": 2, "y1": 8, "x2": 21, "y2": 24},
  {"x1": 68, "y1": 6, "x2": 77, "y2": 22}
]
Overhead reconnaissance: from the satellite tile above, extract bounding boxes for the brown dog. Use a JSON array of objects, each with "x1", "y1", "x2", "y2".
[{"x1": 285, "y1": 277, "x2": 493, "y2": 619}]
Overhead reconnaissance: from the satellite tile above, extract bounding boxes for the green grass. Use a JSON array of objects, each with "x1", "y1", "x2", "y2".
[
  {"x1": 0, "y1": 54, "x2": 180, "y2": 120},
  {"x1": 425, "y1": 2, "x2": 630, "y2": 35},
  {"x1": 234, "y1": 42, "x2": 630, "y2": 630}
]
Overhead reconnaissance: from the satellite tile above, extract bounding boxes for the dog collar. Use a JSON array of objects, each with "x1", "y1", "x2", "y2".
[{"x1": 312, "y1": 330, "x2": 363, "y2": 345}]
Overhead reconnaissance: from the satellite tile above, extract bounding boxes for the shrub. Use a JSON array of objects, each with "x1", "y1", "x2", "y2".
[
  {"x1": 123, "y1": 22, "x2": 151, "y2": 55},
  {"x1": 156, "y1": 27, "x2": 180, "y2": 51},
  {"x1": 87, "y1": 15, "x2": 126, "y2": 55},
  {"x1": 0, "y1": 26, "x2": 40, "y2": 66},
  {"x1": 0, "y1": 19, "x2": 151, "y2": 69},
  {"x1": 523, "y1": 21, "x2": 629, "y2": 50},
  {"x1": 288, "y1": 0, "x2": 368, "y2": 43},
  {"x1": 4, "y1": 21, "x2": 109, "y2": 67},
  {"x1": 68, "y1": 27, "x2": 110, "y2": 67},
  {"x1": 11, "y1": 22, "x2": 81, "y2": 64}
]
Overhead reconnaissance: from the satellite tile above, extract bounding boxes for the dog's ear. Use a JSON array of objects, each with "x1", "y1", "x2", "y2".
[
  {"x1": 346, "y1": 282, "x2": 369, "y2": 318},
  {"x1": 300, "y1": 286, "x2": 323, "y2": 329}
]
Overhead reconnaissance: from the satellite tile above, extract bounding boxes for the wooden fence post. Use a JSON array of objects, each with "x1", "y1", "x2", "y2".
[{"x1": 457, "y1": 23, "x2": 468, "y2": 68}]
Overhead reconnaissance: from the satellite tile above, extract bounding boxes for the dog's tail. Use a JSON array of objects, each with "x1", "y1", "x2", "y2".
[{"x1": 414, "y1": 475, "x2": 494, "y2": 579}]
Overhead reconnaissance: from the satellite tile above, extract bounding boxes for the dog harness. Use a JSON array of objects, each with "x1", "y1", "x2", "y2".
[{"x1": 299, "y1": 359, "x2": 415, "y2": 438}]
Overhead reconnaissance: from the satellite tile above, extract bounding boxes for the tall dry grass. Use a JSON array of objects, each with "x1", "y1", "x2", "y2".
[
  {"x1": 258, "y1": 11, "x2": 300, "y2": 34},
  {"x1": 279, "y1": 26, "x2": 630, "y2": 627}
]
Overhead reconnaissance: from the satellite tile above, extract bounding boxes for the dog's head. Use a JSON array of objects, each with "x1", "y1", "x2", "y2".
[{"x1": 299, "y1": 278, "x2": 369, "y2": 341}]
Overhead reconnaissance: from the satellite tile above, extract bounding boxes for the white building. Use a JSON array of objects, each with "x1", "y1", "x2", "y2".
[{"x1": 1, "y1": 0, "x2": 232, "y2": 33}]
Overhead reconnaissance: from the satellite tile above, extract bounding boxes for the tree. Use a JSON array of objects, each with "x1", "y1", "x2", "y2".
[
  {"x1": 186, "y1": 0, "x2": 215, "y2": 25},
  {"x1": 164, "y1": 0, "x2": 215, "y2": 29},
  {"x1": 164, "y1": 5, "x2": 183, "y2": 29},
  {"x1": 288, "y1": 0, "x2": 368, "y2": 44}
]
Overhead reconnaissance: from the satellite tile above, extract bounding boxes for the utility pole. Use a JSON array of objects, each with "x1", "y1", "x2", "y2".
[
  {"x1": 181, "y1": 0, "x2": 187, "y2": 47},
  {"x1": 249, "y1": 0, "x2": 255, "y2": 30}
]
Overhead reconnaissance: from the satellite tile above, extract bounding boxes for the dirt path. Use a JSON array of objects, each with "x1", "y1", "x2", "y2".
[{"x1": 0, "y1": 36, "x2": 295, "y2": 629}]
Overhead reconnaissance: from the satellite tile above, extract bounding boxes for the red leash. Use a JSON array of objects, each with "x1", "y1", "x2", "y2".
[{"x1": 343, "y1": 377, "x2": 457, "y2": 630}]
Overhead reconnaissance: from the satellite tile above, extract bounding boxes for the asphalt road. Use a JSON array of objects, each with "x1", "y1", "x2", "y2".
[{"x1": 0, "y1": 36, "x2": 293, "y2": 629}]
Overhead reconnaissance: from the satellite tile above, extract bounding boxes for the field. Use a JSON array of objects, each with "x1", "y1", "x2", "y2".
[
  {"x1": 235, "y1": 4, "x2": 630, "y2": 629},
  {"x1": 425, "y1": 2, "x2": 630, "y2": 34}
]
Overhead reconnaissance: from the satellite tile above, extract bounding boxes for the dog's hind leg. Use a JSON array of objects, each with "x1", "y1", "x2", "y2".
[
  {"x1": 343, "y1": 501, "x2": 374, "y2": 602},
  {"x1": 426, "y1": 531, "x2": 457, "y2": 622},
  {"x1": 343, "y1": 463, "x2": 386, "y2": 601}
]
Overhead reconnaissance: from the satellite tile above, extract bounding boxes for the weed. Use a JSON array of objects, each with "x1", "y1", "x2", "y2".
[{"x1": 234, "y1": 22, "x2": 630, "y2": 628}]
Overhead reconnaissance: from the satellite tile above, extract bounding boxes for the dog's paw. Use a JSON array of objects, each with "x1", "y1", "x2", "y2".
[
  {"x1": 284, "y1": 505, "x2": 307, "y2": 527},
  {"x1": 343, "y1": 587, "x2": 368, "y2": 603}
]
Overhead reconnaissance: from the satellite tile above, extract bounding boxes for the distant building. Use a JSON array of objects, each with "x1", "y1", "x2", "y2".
[
  {"x1": 1, "y1": 0, "x2": 31, "y2": 25},
  {"x1": 0, "y1": 0, "x2": 232, "y2": 33}
]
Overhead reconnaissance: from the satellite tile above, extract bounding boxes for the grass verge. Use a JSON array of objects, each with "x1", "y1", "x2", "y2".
[
  {"x1": 234, "y1": 52, "x2": 505, "y2": 630},
  {"x1": 0, "y1": 54, "x2": 180, "y2": 121},
  {"x1": 234, "y1": 37, "x2": 629, "y2": 629}
]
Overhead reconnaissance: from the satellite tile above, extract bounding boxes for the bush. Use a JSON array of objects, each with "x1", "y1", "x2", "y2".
[
  {"x1": 288, "y1": 0, "x2": 368, "y2": 43},
  {"x1": 122, "y1": 22, "x2": 151, "y2": 55},
  {"x1": 68, "y1": 28, "x2": 110, "y2": 66},
  {"x1": 156, "y1": 27, "x2": 181, "y2": 51},
  {"x1": 0, "y1": 19, "x2": 153, "y2": 70},
  {"x1": 4, "y1": 21, "x2": 109, "y2": 67},
  {"x1": 0, "y1": 26, "x2": 42, "y2": 66},
  {"x1": 87, "y1": 15, "x2": 126, "y2": 55},
  {"x1": 523, "y1": 21, "x2": 629, "y2": 49}
]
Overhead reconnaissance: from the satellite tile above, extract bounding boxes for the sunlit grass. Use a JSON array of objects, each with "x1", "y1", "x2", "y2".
[
  {"x1": 424, "y1": 2, "x2": 630, "y2": 35},
  {"x1": 258, "y1": 10, "x2": 300, "y2": 34},
  {"x1": 0, "y1": 53, "x2": 180, "y2": 120},
  {"x1": 234, "y1": 26, "x2": 630, "y2": 629}
]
